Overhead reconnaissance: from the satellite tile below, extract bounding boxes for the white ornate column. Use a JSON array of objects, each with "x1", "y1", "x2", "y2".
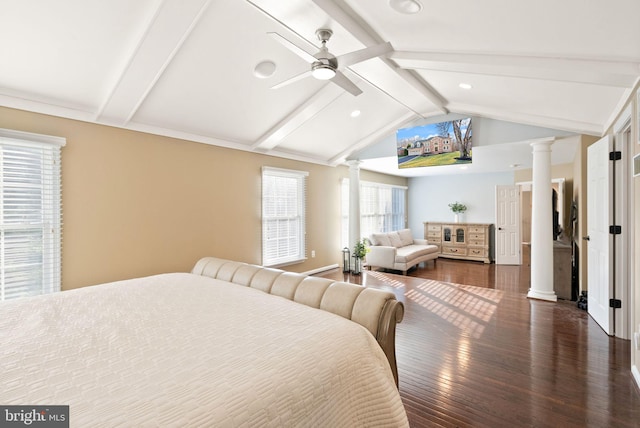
[
  {"x1": 527, "y1": 139, "x2": 557, "y2": 302},
  {"x1": 347, "y1": 160, "x2": 361, "y2": 250}
]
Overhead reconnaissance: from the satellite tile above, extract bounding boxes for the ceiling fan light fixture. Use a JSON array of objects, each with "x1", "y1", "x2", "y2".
[
  {"x1": 389, "y1": 0, "x2": 422, "y2": 14},
  {"x1": 311, "y1": 64, "x2": 336, "y2": 80}
]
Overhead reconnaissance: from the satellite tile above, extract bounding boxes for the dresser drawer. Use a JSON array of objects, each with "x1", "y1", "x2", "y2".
[
  {"x1": 442, "y1": 246, "x2": 467, "y2": 256},
  {"x1": 427, "y1": 231, "x2": 441, "y2": 240},
  {"x1": 467, "y1": 248, "x2": 487, "y2": 258},
  {"x1": 426, "y1": 224, "x2": 441, "y2": 232},
  {"x1": 468, "y1": 233, "x2": 485, "y2": 241},
  {"x1": 468, "y1": 240, "x2": 485, "y2": 247},
  {"x1": 468, "y1": 226, "x2": 486, "y2": 233}
]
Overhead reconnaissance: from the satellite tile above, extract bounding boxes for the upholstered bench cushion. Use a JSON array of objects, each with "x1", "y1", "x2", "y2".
[{"x1": 395, "y1": 244, "x2": 439, "y2": 263}]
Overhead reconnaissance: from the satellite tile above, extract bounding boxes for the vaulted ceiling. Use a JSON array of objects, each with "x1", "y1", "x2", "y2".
[{"x1": 1, "y1": 0, "x2": 638, "y2": 176}]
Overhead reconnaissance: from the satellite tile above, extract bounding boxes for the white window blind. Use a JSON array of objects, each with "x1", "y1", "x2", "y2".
[
  {"x1": 262, "y1": 166, "x2": 308, "y2": 267},
  {"x1": 0, "y1": 129, "x2": 64, "y2": 301},
  {"x1": 341, "y1": 179, "x2": 407, "y2": 247}
]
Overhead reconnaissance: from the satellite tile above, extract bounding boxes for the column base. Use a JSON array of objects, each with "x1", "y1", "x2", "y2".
[{"x1": 527, "y1": 289, "x2": 557, "y2": 302}]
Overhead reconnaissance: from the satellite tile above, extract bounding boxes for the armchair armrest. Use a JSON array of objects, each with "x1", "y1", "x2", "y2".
[
  {"x1": 367, "y1": 246, "x2": 397, "y2": 269},
  {"x1": 413, "y1": 238, "x2": 429, "y2": 245}
]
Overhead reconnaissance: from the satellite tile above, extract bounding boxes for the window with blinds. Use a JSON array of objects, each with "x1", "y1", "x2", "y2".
[
  {"x1": 262, "y1": 167, "x2": 308, "y2": 267},
  {"x1": 0, "y1": 129, "x2": 64, "y2": 301},
  {"x1": 341, "y1": 179, "x2": 407, "y2": 248}
]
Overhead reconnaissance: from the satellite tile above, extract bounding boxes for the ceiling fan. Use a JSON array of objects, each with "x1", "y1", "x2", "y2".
[{"x1": 269, "y1": 29, "x2": 392, "y2": 96}]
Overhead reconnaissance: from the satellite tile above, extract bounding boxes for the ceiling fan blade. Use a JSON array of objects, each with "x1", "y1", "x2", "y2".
[
  {"x1": 336, "y1": 42, "x2": 393, "y2": 68},
  {"x1": 271, "y1": 70, "x2": 312, "y2": 89},
  {"x1": 268, "y1": 32, "x2": 317, "y2": 64},
  {"x1": 331, "y1": 71, "x2": 362, "y2": 96}
]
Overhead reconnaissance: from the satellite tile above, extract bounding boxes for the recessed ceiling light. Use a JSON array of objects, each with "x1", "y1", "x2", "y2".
[
  {"x1": 510, "y1": 163, "x2": 521, "y2": 168},
  {"x1": 254, "y1": 61, "x2": 276, "y2": 79},
  {"x1": 350, "y1": 110, "x2": 361, "y2": 118},
  {"x1": 459, "y1": 83, "x2": 472, "y2": 90},
  {"x1": 389, "y1": 0, "x2": 422, "y2": 14}
]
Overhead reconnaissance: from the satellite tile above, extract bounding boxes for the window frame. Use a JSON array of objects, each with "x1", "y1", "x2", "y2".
[
  {"x1": 261, "y1": 166, "x2": 308, "y2": 267},
  {"x1": 341, "y1": 179, "x2": 407, "y2": 248},
  {"x1": 0, "y1": 128, "x2": 65, "y2": 301}
]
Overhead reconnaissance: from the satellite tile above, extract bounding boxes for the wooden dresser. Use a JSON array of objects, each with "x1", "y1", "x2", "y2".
[{"x1": 424, "y1": 222, "x2": 493, "y2": 263}]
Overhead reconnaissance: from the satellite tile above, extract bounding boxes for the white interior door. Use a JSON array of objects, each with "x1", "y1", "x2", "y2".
[
  {"x1": 587, "y1": 135, "x2": 613, "y2": 335},
  {"x1": 495, "y1": 185, "x2": 520, "y2": 265}
]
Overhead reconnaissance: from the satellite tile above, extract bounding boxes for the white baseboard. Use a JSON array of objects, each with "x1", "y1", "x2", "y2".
[
  {"x1": 632, "y1": 365, "x2": 640, "y2": 390},
  {"x1": 302, "y1": 264, "x2": 339, "y2": 276}
]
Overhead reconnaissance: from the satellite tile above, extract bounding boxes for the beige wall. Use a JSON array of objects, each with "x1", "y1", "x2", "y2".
[{"x1": 0, "y1": 107, "x2": 407, "y2": 290}]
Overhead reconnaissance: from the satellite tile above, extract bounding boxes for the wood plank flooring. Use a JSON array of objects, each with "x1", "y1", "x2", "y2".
[{"x1": 318, "y1": 258, "x2": 640, "y2": 427}]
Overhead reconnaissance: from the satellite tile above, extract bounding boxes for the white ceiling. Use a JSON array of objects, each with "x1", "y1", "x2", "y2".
[{"x1": 1, "y1": 0, "x2": 638, "y2": 176}]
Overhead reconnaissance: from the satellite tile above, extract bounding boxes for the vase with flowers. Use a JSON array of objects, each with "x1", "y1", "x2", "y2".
[{"x1": 448, "y1": 202, "x2": 467, "y2": 223}]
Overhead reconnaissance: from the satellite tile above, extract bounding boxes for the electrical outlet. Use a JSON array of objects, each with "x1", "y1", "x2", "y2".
[
  {"x1": 635, "y1": 332, "x2": 640, "y2": 351},
  {"x1": 311, "y1": 250, "x2": 315, "y2": 258}
]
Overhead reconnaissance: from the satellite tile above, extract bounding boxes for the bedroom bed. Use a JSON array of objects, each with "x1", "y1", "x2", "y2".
[{"x1": 0, "y1": 257, "x2": 408, "y2": 427}]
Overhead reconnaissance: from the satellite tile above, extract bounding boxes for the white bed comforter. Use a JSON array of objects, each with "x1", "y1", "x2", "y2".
[{"x1": 0, "y1": 273, "x2": 409, "y2": 427}]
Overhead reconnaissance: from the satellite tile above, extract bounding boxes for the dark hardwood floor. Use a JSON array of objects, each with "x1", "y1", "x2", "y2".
[{"x1": 318, "y1": 257, "x2": 640, "y2": 427}]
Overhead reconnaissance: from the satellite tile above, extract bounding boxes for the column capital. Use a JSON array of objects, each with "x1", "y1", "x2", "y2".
[
  {"x1": 530, "y1": 137, "x2": 555, "y2": 150},
  {"x1": 346, "y1": 160, "x2": 361, "y2": 169}
]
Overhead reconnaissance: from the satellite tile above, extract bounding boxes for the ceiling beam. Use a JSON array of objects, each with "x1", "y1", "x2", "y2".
[
  {"x1": 95, "y1": 0, "x2": 212, "y2": 126},
  {"x1": 448, "y1": 102, "x2": 603, "y2": 136},
  {"x1": 251, "y1": 83, "x2": 345, "y2": 151},
  {"x1": 391, "y1": 51, "x2": 640, "y2": 88}
]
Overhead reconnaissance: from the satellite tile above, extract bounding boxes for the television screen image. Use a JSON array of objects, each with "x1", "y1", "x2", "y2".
[{"x1": 396, "y1": 118, "x2": 472, "y2": 169}]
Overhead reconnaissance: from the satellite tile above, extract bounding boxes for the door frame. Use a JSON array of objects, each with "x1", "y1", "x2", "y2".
[{"x1": 611, "y1": 104, "x2": 633, "y2": 340}]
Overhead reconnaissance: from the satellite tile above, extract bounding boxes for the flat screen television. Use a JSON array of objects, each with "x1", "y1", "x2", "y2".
[{"x1": 396, "y1": 118, "x2": 472, "y2": 169}]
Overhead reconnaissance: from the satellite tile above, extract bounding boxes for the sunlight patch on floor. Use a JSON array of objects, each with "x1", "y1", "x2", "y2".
[
  {"x1": 363, "y1": 270, "x2": 409, "y2": 289},
  {"x1": 405, "y1": 280, "x2": 503, "y2": 338}
]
